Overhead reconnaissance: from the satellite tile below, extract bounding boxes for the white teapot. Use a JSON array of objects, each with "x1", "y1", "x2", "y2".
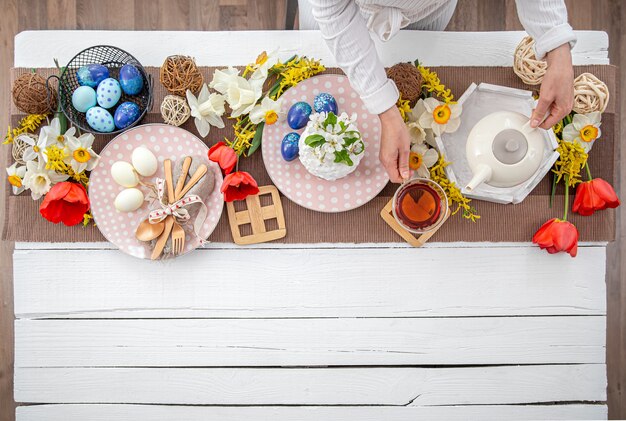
[{"x1": 465, "y1": 111, "x2": 546, "y2": 191}]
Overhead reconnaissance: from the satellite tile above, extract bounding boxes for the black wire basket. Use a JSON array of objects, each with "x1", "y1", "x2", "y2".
[{"x1": 50, "y1": 45, "x2": 153, "y2": 136}]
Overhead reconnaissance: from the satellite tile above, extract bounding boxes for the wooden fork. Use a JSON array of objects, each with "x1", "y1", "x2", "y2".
[{"x1": 170, "y1": 157, "x2": 193, "y2": 255}]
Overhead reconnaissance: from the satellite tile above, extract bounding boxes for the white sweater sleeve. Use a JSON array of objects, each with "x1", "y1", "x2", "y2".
[
  {"x1": 308, "y1": 0, "x2": 399, "y2": 115},
  {"x1": 515, "y1": 0, "x2": 577, "y2": 59}
]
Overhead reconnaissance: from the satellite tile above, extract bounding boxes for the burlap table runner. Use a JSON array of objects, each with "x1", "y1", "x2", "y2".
[{"x1": 3, "y1": 65, "x2": 618, "y2": 243}]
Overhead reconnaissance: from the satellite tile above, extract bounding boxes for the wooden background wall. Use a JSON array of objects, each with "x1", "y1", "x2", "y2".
[{"x1": 0, "y1": 0, "x2": 623, "y2": 420}]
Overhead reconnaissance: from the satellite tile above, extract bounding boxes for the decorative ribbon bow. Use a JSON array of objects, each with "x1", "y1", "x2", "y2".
[{"x1": 147, "y1": 178, "x2": 209, "y2": 242}]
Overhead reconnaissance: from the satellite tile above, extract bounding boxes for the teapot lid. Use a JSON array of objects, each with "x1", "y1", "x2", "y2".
[{"x1": 465, "y1": 111, "x2": 546, "y2": 188}]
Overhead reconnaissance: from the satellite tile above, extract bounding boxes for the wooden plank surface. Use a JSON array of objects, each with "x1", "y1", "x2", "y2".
[
  {"x1": 13, "y1": 29, "x2": 609, "y2": 68},
  {"x1": 2, "y1": 1, "x2": 624, "y2": 420},
  {"x1": 15, "y1": 317, "x2": 606, "y2": 367},
  {"x1": 14, "y1": 365, "x2": 606, "y2": 405},
  {"x1": 15, "y1": 404, "x2": 609, "y2": 421},
  {"x1": 13, "y1": 247, "x2": 607, "y2": 318}
]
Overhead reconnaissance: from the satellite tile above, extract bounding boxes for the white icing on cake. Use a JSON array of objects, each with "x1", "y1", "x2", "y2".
[{"x1": 298, "y1": 112, "x2": 365, "y2": 181}]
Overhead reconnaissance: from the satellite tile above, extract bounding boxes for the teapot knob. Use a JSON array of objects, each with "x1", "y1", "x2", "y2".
[{"x1": 505, "y1": 139, "x2": 520, "y2": 153}]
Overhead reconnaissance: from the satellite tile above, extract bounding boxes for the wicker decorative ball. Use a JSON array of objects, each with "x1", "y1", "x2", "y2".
[
  {"x1": 161, "y1": 95, "x2": 191, "y2": 126},
  {"x1": 573, "y1": 73, "x2": 609, "y2": 114},
  {"x1": 12, "y1": 133, "x2": 37, "y2": 165},
  {"x1": 12, "y1": 72, "x2": 57, "y2": 114},
  {"x1": 386, "y1": 62, "x2": 423, "y2": 107},
  {"x1": 513, "y1": 36, "x2": 547, "y2": 85},
  {"x1": 159, "y1": 55, "x2": 204, "y2": 97}
]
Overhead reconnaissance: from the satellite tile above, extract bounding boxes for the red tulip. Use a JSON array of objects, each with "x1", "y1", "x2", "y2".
[
  {"x1": 39, "y1": 182, "x2": 90, "y2": 226},
  {"x1": 532, "y1": 218, "x2": 578, "y2": 257},
  {"x1": 572, "y1": 178, "x2": 620, "y2": 216},
  {"x1": 220, "y1": 171, "x2": 259, "y2": 202},
  {"x1": 208, "y1": 142, "x2": 237, "y2": 174}
]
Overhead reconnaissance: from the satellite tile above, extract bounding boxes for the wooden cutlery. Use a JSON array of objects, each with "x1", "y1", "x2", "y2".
[{"x1": 147, "y1": 157, "x2": 209, "y2": 260}]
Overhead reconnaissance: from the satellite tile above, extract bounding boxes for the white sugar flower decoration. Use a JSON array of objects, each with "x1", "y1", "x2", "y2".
[
  {"x1": 416, "y1": 97, "x2": 462, "y2": 137},
  {"x1": 22, "y1": 159, "x2": 69, "y2": 200},
  {"x1": 226, "y1": 77, "x2": 263, "y2": 118},
  {"x1": 6, "y1": 162, "x2": 26, "y2": 195},
  {"x1": 562, "y1": 111, "x2": 602, "y2": 153},
  {"x1": 64, "y1": 132, "x2": 100, "y2": 173},
  {"x1": 249, "y1": 97, "x2": 284, "y2": 125},
  {"x1": 186, "y1": 84, "x2": 226, "y2": 138},
  {"x1": 209, "y1": 67, "x2": 240, "y2": 94}
]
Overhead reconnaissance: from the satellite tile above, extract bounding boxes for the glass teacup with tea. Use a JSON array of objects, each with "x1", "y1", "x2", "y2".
[{"x1": 392, "y1": 178, "x2": 449, "y2": 234}]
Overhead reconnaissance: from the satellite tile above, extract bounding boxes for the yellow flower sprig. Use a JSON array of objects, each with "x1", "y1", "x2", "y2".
[
  {"x1": 226, "y1": 116, "x2": 257, "y2": 157},
  {"x1": 45, "y1": 144, "x2": 90, "y2": 187},
  {"x1": 429, "y1": 156, "x2": 480, "y2": 222},
  {"x1": 4, "y1": 114, "x2": 47, "y2": 144},
  {"x1": 396, "y1": 94, "x2": 412, "y2": 123},
  {"x1": 553, "y1": 139, "x2": 588, "y2": 188},
  {"x1": 417, "y1": 65, "x2": 454, "y2": 103},
  {"x1": 269, "y1": 56, "x2": 325, "y2": 99}
]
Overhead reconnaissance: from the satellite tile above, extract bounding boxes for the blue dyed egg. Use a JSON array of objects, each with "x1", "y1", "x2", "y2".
[
  {"x1": 313, "y1": 93, "x2": 338, "y2": 114},
  {"x1": 287, "y1": 102, "x2": 312, "y2": 130},
  {"x1": 96, "y1": 78, "x2": 122, "y2": 109},
  {"x1": 114, "y1": 102, "x2": 141, "y2": 129},
  {"x1": 71, "y1": 86, "x2": 97, "y2": 113},
  {"x1": 118, "y1": 64, "x2": 144, "y2": 95},
  {"x1": 86, "y1": 107, "x2": 115, "y2": 133},
  {"x1": 76, "y1": 64, "x2": 109, "y2": 88},
  {"x1": 281, "y1": 132, "x2": 300, "y2": 161}
]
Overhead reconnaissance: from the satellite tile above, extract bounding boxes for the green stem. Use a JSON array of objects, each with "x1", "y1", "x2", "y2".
[
  {"x1": 549, "y1": 171, "x2": 557, "y2": 208},
  {"x1": 585, "y1": 162, "x2": 593, "y2": 181},
  {"x1": 563, "y1": 175, "x2": 570, "y2": 221}
]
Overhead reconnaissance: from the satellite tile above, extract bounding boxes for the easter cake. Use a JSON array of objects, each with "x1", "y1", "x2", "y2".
[{"x1": 298, "y1": 111, "x2": 365, "y2": 181}]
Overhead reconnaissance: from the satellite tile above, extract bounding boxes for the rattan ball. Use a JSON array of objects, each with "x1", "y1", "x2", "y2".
[
  {"x1": 12, "y1": 133, "x2": 36, "y2": 166},
  {"x1": 159, "y1": 55, "x2": 204, "y2": 97},
  {"x1": 513, "y1": 36, "x2": 547, "y2": 85},
  {"x1": 386, "y1": 63, "x2": 423, "y2": 107},
  {"x1": 12, "y1": 72, "x2": 57, "y2": 114},
  {"x1": 161, "y1": 95, "x2": 191, "y2": 126},
  {"x1": 573, "y1": 73, "x2": 609, "y2": 114}
]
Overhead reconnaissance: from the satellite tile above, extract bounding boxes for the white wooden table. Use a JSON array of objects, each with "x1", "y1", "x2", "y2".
[{"x1": 13, "y1": 30, "x2": 611, "y2": 420}]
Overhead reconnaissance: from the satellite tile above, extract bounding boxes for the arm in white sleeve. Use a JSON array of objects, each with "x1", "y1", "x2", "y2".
[
  {"x1": 308, "y1": 0, "x2": 399, "y2": 115},
  {"x1": 515, "y1": 0, "x2": 577, "y2": 59}
]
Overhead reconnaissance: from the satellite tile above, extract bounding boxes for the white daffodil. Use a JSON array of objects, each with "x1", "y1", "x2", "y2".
[
  {"x1": 209, "y1": 67, "x2": 240, "y2": 95},
  {"x1": 407, "y1": 121, "x2": 426, "y2": 144},
  {"x1": 22, "y1": 159, "x2": 69, "y2": 200},
  {"x1": 64, "y1": 132, "x2": 100, "y2": 173},
  {"x1": 186, "y1": 84, "x2": 226, "y2": 138},
  {"x1": 417, "y1": 97, "x2": 462, "y2": 137},
  {"x1": 249, "y1": 96, "x2": 284, "y2": 125},
  {"x1": 409, "y1": 141, "x2": 439, "y2": 179},
  {"x1": 6, "y1": 162, "x2": 26, "y2": 195},
  {"x1": 40, "y1": 117, "x2": 77, "y2": 148},
  {"x1": 226, "y1": 77, "x2": 263, "y2": 118},
  {"x1": 249, "y1": 50, "x2": 279, "y2": 84},
  {"x1": 562, "y1": 111, "x2": 602, "y2": 153},
  {"x1": 23, "y1": 118, "x2": 77, "y2": 163}
]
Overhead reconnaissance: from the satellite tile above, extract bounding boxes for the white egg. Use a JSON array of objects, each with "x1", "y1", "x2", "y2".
[
  {"x1": 114, "y1": 188, "x2": 144, "y2": 212},
  {"x1": 131, "y1": 146, "x2": 158, "y2": 177},
  {"x1": 111, "y1": 161, "x2": 139, "y2": 187}
]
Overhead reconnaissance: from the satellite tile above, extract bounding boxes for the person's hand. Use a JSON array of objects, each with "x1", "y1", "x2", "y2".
[
  {"x1": 530, "y1": 43, "x2": 574, "y2": 129},
  {"x1": 379, "y1": 106, "x2": 411, "y2": 183}
]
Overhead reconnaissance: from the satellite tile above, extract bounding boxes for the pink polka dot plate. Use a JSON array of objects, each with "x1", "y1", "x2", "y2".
[
  {"x1": 89, "y1": 124, "x2": 224, "y2": 259},
  {"x1": 262, "y1": 74, "x2": 389, "y2": 213}
]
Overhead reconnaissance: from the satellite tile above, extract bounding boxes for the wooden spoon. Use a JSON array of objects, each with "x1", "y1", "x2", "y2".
[{"x1": 135, "y1": 218, "x2": 165, "y2": 242}]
